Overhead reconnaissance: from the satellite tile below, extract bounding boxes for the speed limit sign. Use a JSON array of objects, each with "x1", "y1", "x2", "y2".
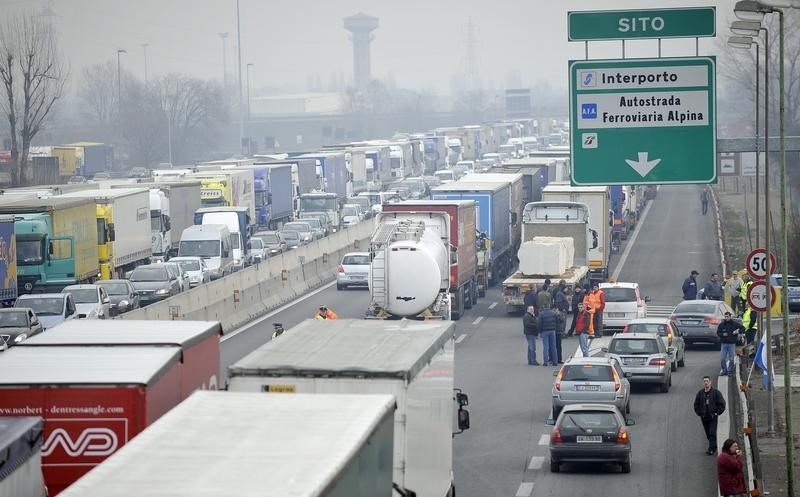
[
  {"x1": 747, "y1": 281, "x2": 776, "y2": 312},
  {"x1": 746, "y1": 248, "x2": 776, "y2": 280}
]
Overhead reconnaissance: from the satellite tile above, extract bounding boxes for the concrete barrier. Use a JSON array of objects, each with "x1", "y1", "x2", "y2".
[{"x1": 122, "y1": 218, "x2": 376, "y2": 332}]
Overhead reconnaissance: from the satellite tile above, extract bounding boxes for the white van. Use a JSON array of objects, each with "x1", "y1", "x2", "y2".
[
  {"x1": 178, "y1": 224, "x2": 234, "y2": 280},
  {"x1": 434, "y1": 169, "x2": 456, "y2": 184},
  {"x1": 599, "y1": 281, "x2": 650, "y2": 331}
]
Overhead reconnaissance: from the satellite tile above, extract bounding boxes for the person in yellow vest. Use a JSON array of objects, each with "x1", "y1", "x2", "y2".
[
  {"x1": 738, "y1": 275, "x2": 753, "y2": 317},
  {"x1": 742, "y1": 306, "x2": 758, "y2": 344},
  {"x1": 314, "y1": 306, "x2": 339, "y2": 320}
]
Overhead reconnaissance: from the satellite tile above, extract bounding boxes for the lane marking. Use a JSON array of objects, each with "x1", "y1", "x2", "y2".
[
  {"x1": 611, "y1": 198, "x2": 653, "y2": 281},
  {"x1": 472, "y1": 316, "x2": 484, "y2": 325},
  {"x1": 221, "y1": 281, "x2": 335, "y2": 342},
  {"x1": 528, "y1": 456, "x2": 545, "y2": 470},
  {"x1": 488, "y1": 302, "x2": 497, "y2": 309},
  {"x1": 516, "y1": 482, "x2": 534, "y2": 497},
  {"x1": 538, "y1": 434, "x2": 549, "y2": 446},
  {"x1": 455, "y1": 333, "x2": 467, "y2": 344}
]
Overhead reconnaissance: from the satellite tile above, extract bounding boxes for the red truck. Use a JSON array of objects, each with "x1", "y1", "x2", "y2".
[
  {"x1": 381, "y1": 199, "x2": 478, "y2": 319},
  {"x1": 0, "y1": 320, "x2": 222, "y2": 495}
]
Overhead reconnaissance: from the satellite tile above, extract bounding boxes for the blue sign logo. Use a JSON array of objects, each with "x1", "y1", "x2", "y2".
[{"x1": 582, "y1": 103, "x2": 598, "y2": 119}]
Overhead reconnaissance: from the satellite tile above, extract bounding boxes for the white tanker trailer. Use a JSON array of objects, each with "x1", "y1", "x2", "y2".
[{"x1": 366, "y1": 214, "x2": 452, "y2": 319}]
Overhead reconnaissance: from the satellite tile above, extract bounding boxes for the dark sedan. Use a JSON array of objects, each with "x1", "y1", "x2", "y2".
[
  {"x1": 128, "y1": 265, "x2": 182, "y2": 306},
  {"x1": 97, "y1": 279, "x2": 140, "y2": 316},
  {"x1": 0, "y1": 308, "x2": 43, "y2": 349},
  {"x1": 548, "y1": 403, "x2": 634, "y2": 473},
  {"x1": 669, "y1": 300, "x2": 736, "y2": 347}
]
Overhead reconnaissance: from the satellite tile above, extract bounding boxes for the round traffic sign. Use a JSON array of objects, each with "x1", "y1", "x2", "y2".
[
  {"x1": 747, "y1": 281, "x2": 776, "y2": 312},
  {"x1": 745, "y1": 248, "x2": 776, "y2": 280}
]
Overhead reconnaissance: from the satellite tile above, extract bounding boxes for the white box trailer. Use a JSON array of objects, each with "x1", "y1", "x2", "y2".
[
  {"x1": 60, "y1": 391, "x2": 396, "y2": 497},
  {"x1": 0, "y1": 417, "x2": 46, "y2": 497},
  {"x1": 228, "y1": 319, "x2": 467, "y2": 497}
]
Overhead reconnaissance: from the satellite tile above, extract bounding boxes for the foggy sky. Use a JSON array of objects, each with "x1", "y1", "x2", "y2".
[{"x1": 5, "y1": 0, "x2": 733, "y2": 95}]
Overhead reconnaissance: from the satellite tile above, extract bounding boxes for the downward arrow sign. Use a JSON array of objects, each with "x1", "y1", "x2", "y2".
[{"x1": 625, "y1": 152, "x2": 662, "y2": 177}]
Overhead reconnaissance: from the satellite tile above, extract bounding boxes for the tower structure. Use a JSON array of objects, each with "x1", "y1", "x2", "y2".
[{"x1": 343, "y1": 13, "x2": 379, "y2": 90}]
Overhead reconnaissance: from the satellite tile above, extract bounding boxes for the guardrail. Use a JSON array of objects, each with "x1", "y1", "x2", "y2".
[{"x1": 121, "y1": 219, "x2": 377, "y2": 332}]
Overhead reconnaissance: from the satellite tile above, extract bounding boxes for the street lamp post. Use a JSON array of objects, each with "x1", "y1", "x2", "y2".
[
  {"x1": 116, "y1": 49, "x2": 127, "y2": 115},
  {"x1": 246, "y1": 63, "x2": 254, "y2": 156},
  {"x1": 236, "y1": 0, "x2": 244, "y2": 155},
  {"x1": 219, "y1": 32, "x2": 228, "y2": 88},
  {"x1": 141, "y1": 43, "x2": 149, "y2": 85}
]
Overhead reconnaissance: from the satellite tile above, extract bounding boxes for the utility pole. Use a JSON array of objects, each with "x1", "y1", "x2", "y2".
[
  {"x1": 219, "y1": 32, "x2": 228, "y2": 88},
  {"x1": 116, "y1": 49, "x2": 126, "y2": 115},
  {"x1": 141, "y1": 43, "x2": 149, "y2": 85},
  {"x1": 236, "y1": 0, "x2": 244, "y2": 155},
  {"x1": 246, "y1": 63, "x2": 254, "y2": 156}
]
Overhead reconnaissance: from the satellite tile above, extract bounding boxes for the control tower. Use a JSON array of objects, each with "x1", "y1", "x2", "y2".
[{"x1": 343, "y1": 13, "x2": 379, "y2": 89}]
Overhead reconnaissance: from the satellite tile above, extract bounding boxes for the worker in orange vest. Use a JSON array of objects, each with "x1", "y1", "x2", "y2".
[{"x1": 582, "y1": 285, "x2": 602, "y2": 335}]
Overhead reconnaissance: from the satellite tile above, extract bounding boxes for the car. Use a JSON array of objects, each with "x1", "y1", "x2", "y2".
[
  {"x1": 455, "y1": 160, "x2": 475, "y2": 173},
  {"x1": 451, "y1": 164, "x2": 471, "y2": 180},
  {"x1": 279, "y1": 229, "x2": 303, "y2": 249},
  {"x1": 598, "y1": 282, "x2": 649, "y2": 333},
  {"x1": 61, "y1": 284, "x2": 111, "y2": 319},
  {"x1": 551, "y1": 356, "x2": 631, "y2": 420},
  {"x1": 164, "y1": 256, "x2": 210, "y2": 287},
  {"x1": 163, "y1": 261, "x2": 190, "y2": 293},
  {"x1": 246, "y1": 238, "x2": 267, "y2": 263},
  {"x1": 346, "y1": 196, "x2": 374, "y2": 220},
  {"x1": 337, "y1": 252, "x2": 370, "y2": 290},
  {"x1": 547, "y1": 403, "x2": 634, "y2": 474},
  {"x1": 434, "y1": 169, "x2": 456, "y2": 184},
  {"x1": 129, "y1": 166, "x2": 149, "y2": 178},
  {"x1": 128, "y1": 264, "x2": 182, "y2": 306},
  {"x1": 669, "y1": 299, "x2": 735, "y2": 348},
  {"x1": 282, "y1": 221, "x2": 314, "y2": 245},
  {"x1": 603, "y1": 332, "x2": 672, "y2": 393},
  {"x1": 14, "y1": 293, "x2": 77, "y2": 330},
  {"x1": 67, "y1": 175, "x2": 87, "y2": 184},
  {"x1": 96, "y1": 279, "x2": 140, "y2": 316},
  {"x1": 254, "y1": 231, "x2": 287, "y2": 256},
  {"x1": 296, "y1": 217, "x2": 326, "y2": 240},
  {"x1": 770, "y1": 274, "x2": 800, "y2": 312},
  {"x1": 91, "y1": 172, "x2": 112, "y2": 181},
  {"x1": 0, "y1": 308, "x2": 43, "y2": 349},
  {"x1": 340, "y1": 204, "x2": 364, "y2": 228},
  {"x1": 622, "y1": 318, "x2": 686, "y2": 371},
  {"x1": 303, "y1": 212, "x2": 334, "y2": 234}
]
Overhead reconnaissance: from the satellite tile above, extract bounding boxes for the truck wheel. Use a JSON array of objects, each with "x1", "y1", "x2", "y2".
[
  {"x1": 470, "y1": 281, "x2": 478, "y2": 305},
  {"x1": 451, "y1": 288, "x2": 464, "y2": 321},
  {"x1": 464, "y1": 284, "x2": 473, "y2": 310}
]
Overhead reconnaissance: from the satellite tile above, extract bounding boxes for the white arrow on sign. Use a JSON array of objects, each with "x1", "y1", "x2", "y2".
[{"x1": 625, "y1": 152, "x2": 662, "y2": 177}]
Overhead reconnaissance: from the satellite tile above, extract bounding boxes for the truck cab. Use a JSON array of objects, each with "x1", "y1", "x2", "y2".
[{"x1": 298, "y1": 192, "x2": 340, "y2": 232}]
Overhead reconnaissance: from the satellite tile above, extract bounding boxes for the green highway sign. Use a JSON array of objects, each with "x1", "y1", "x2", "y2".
[
  {"x1": 568, "y1": 7, "x2": 716, "y2": 41},
  {"x1": 569, "y1": 57, "x2": 716, "y2": 186}
]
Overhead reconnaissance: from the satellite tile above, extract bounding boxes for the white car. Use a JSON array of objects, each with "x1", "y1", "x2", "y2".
[
  {"x1": 341, "y1": 204, "x2": 364, "y2": 228},
  {"x1": 61, "y1": 284, "x2": 111, "y2": 319},
  {"x1": 168, "y1": 256, "x2": 211, "y2": 287},
  {"x1": 247, "y1": 238, "x2": 268, "y2": 263},
  {"x1": 598, "y1": 281, "x2": 650, "y2": 332}
]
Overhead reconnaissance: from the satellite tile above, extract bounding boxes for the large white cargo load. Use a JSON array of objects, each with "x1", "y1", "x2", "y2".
[{"x1": 517, "y1": 236, "x2": 575, "y2": 276}]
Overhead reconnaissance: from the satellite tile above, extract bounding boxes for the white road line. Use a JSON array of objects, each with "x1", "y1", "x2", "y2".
[
  {"x1": 488, "y1": 302, "x2": 498, "y2": 309},
  {"x1": 538, "y1": 434, "x2": 549, "y2": 446},
  {"x1": 472, "y1": 316, "x2": 484, "y2": 325},
  {"x1": 528, "y1": 456, "x2": 545, "y2": 470},
  {"x1": 455, "y1": 333, "x2": 467, "y2": 344},
  {"x1": 516, "y1": 482, "x2": 534, "y2": 497},
  {"x1": 221, "y1": 281, "x2": 335, "y2": 342},
  {"x1": 611, "y1": 199, "x2": 654, "y2": 281}
]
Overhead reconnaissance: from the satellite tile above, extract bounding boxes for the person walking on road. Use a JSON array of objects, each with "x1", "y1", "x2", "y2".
[
  {"x1": 537, "y1": 305, "x2": 559, "y2": 367},
  {"x1": 704, "y1": 273, "x2": 724, "y2": 301},
  {"x1": 574, "y1": 303, "x2": 592, "y2": 357},
  {"x1": 583, "y1": 285, "x2": 602, "y2": 336},
  {"x1": 725, "y1": 272, "x2": 744, "y2": 315},
  {"x1": 701, "y1": 189, "x2": 710, "y2": 215},
  {"x1": 717, "y1": 439, "x2": 746, "y2": 497},
  {"x1": 693, "y1": 376, "x2": 726, "y2": 455},
  {"x1": 683, "y1": 270, "x2": 700, "y2": 300},
  {"x1": 523, "y1": 306, "x2": 540, "y2": 365},
  {"x1": 717, "y1": 311, "x2": 745, "y2": 376},
  {"x1": 567, "y1": 287, "x2": 585, "y2": 336}
]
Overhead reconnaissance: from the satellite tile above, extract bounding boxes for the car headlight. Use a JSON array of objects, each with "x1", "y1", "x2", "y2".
[
  {"x1": 119, "y1": 299, "x2": 129, "y2": 309},
  {"x1": 270, "y1": 249, "x2": 279, "y2": 253},
  {"x1": 303, "y1": 236, "x2": 311, "y2": 241},
  {"x1": 156, "y1": 288, "x2": 169, "y2": 295},
  {"x1": 13, "y1": 333, "x2": 27, "y2": 343}
]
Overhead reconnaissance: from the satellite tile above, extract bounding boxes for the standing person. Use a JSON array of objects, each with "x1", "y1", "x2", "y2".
[
  {"x1": 523, "y1": 286, "x2": 537, "y2": 311},
  {"x1": 738, "y1": 274, "x2": 752, "y2": 311},
  {"x1": 522, "y1": 306, "x2": 539, "y2": 365},
  {"x1": 717, "y1": 439, "x2": 746, "y2": 497},
  {"x1": 693, "y1": 376, "x2": 726, "y2": 455},
  {"x1": 583, "y1": 285, "x2": 602, "y2": 336},
  {"x1": 314, "y1": 306, "x2": 339, "y2": 320},
  {"x1": 574, "y1": 303, "x2": 592, "y2": 357},
  {"x1": 701, "y1": 189, "x2": 710, "y2": 215},
  {"x1": 704, "y1": 273, "x2": 724, "y2": 301},
  {"x1": 536, "y1": 279, "x2": 552, "y2": 313},
  {"x1": 725, "y1": 272, "x2": 744, "y2": 315},
  {"x1": 567, "y1": 286, "x2": 584, "y2": 337},
  {"x1": 683, "y1": 270, "x2": 700, "y2": 300},
  {"x1": 595, "y1": 284, "x2": 606, "y2": 336},
  {"x1": 717, "y1": 311, "x2": 745, "y2": 376},
  {"x1": 537, "y1": 305, "x2": 559, "y2": 367},
  {"x1": 742, "y1": 305, "x2": 758, "y2": 344}
]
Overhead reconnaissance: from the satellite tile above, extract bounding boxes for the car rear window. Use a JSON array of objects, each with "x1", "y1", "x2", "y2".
[
  {"x1": 610, "y1": 338, "x2": 660, "y2": 354},
  {"x1": 343, "y1": 255, "x2": 369, "y2": 265},
  {"x1": 674, "y1": 302, "x2": 716, "y2": 314},
  {"x1": 562, "y1": 364, "x2": 613, "y2": 382},
  {"x1": 560, "y1": 411, "x2": 619, "y2": 430},
  {"x1": 603, "y1": 287, "x2": 637, "y2": 302},
  {"x1": 626, "y1": 323, "x2": 668, "y2": 336}
]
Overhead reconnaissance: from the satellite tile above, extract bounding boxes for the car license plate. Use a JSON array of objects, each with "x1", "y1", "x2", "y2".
[
  {"x1": 577, "y1": 436, "x2": 603, "y2": 443},
  {"x1": 575, "y1": 385, "x2": 600, "y2": 391},
  {"x1": 683, "y1": 320, "x2": 701, "y2": 325},
  {"x1": 623, "y1": 357, "x2": 646, "y2": 365},
  {"x1": 608, "y1": 312, "x2": 625, "y2": 318}
]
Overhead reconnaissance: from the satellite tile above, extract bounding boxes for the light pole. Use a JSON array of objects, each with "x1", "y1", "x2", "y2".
[
  {"x1": 141, "y1": 43, "x2": 149, "y2": 85},
  {"x1": 218, "y1": 32, "x2": 228, "y2": 87},
  {"x1": 246, "y1": 63, "x2": 254, "y2": 156},
  {"x1": 236, "y1": 0, "x2": 244, "y2": 155},
  {"x1": 116, "y1": 49, "x2": 126, "y2": 115}
]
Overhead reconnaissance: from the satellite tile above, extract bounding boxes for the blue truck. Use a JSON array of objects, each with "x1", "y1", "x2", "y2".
[
  {"x1": 0, "y1": 216, "x2": 17, "y2": 303},
  {"x1": 289, "y1": 152, "x2": 348, "y2": 202},
  {"x1": 239, "y1": 164, "x2": 293, "y2": 230},
  {"x1": 431, "y1": 179, "x2": 514, "y2": 295}
]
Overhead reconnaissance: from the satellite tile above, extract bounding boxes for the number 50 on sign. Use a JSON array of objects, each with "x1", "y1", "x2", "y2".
[{"x1": 746, "y1": 248, "x2": 776, "y2": 280}]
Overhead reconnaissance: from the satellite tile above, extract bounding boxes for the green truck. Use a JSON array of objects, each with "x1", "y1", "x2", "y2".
[{"x1": 0, "y1": 197, "x2": 99, "y2": 293}]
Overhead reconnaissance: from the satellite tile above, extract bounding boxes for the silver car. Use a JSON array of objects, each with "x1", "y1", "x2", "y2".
[
  {"x1": 622, "y1": 318, "x2": 686, "y2": 372},
  {"x1": 669, "y1": 300, "x2": 735, "y2": 348},
  {"x1": 282, "y1": 222, "x2": 314, "y2": 245},
  {"x1": 336, "y1": 252, "x2": 370, "y2": 290},
  {"x1": 61, "y1": 284, "x2": 111, "y2": 320},
  {"x1": 604, "y1": 333, "x2": 672, "y2": 393},
  {"x1": 168, "y1": 257, "x2": 210, "y2": 287},
  {"x1": 551, "y1": 356, "x2": 631, "y2": 420}
]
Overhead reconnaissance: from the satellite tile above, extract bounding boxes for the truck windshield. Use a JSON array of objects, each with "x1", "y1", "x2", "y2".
[
  {"x1": 202, "y1": 197, "x2": 228, "y2": 207},
  {"x1": 300, "y1": 198, "x2": 336, "y2": 211},
  {"x1": 255, "y1": 190, "x2": 267, "y2": 207},
  {"x1": 97, "y1": 219, "x2": 107, "y2": 244},
  {"x1": 17, "y1": 297, "x2": 63, "y2": 316},
  {"x1": 151, "y1": 213, "x2": 163, "y2": 231},
  {"x1": 179, "y1": 240, "x2": 221, "y2": 258},
  {"x1": 17, "y1": 237, "x2": 44, "y2": 265}
]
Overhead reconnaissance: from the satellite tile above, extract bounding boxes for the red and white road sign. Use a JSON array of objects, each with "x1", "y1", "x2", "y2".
[
  {"x1": 747, "y1": 281, "x2": 776, "y2": 312},
  {"x1": 745, "y1": 248, "x2": 776, "y2": 280}
]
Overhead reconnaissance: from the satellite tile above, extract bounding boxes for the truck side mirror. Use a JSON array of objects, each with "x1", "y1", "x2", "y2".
[
  {"x1": 163, "y1": 215, "x2": 171, "y2": 231},
  {"x1": 590, "y1": 229, "x2": 599, "y2": 249},
  {"x1": 48, "y1": 241, "x2": 54, "y2": 255},
  {"x1": 108, "y1": 223, "x2": 116, "y2": 242},
  {"x1": 457, "y1": 408, "x2": 470, "y2": 432},
  {"x1": 510, "y1": 212, "x2": 518, "y2": 225}
]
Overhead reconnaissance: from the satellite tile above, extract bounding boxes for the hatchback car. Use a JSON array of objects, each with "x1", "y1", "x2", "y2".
[
  {"x1": 282, "y1": 222, "x2": 314, "y2": 245},
  {"x1": 246, "y1": 238, "x2": 267, "y2": 263},
  {"x1": 168, "y1": 256, "x2": 210, "y2": 287},
  {"x1": 336, "y1": 252, "x2": 371, "y2": 290},
  {"x1": 14, "y1": 293, "x2": 77, "y2": 330},
  {"x1": 551, "y1": 356, "x2": 631, "y2": 420},
  {"x1": 163, "y1": 261, "x2": 190, "y2": 293},
  {"x1": 296, "y1": 218, "x2": 326, "y2": 240},
  {"x1": 622, "y1": 318, "x2": 686, "y2": 371},
  {"x1": 61, "y1": 284, "x2": 111, "y2": 319},
  {"x1": 341, "y1": 204, "x2": 364, "y2": 228},
  {"x1": 669, "y1": 300, "x2": 736, "y2": 348},
  {"x1": 128, "y1": 264, "x2": 182, "y2": 306},
  {"x1": 603, "y1": 333, "x2": 671, "y2": 393},
  {"x1": 0, "y1": 308, "x2": 43, "y2": 349},
  {"x1": 254, "y1": 231, "x2": 287, "y2": 256},
  {"x1": 598, "y1": 282, "x2": 649, "y2": 332},
  {"x1": 548, "y1": 403, "x2": 634, "y2": 474},
  {"x1": 96, "y1": 279, "x2": 140, "y2": 316},
  {"x1": 279, "y1": 229, "x2": 304, "y2": 249}
]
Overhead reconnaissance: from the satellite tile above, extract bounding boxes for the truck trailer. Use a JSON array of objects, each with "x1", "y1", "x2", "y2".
[
  {"x1": 228, "y1": 319, "x2": 469, "y2": 497},
  {"x1": 0, "y1": 417, "x2": 46, "y2": 497},
  {"x1": 0, "y1": 216, "x2": 17, "y2": 304}
]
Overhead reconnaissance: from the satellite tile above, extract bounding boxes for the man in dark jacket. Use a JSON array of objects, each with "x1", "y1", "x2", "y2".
[
  {"x1": 537, "y1": 305, "x2": 559, "y2": 366},
  {"x1": 522, "y1": 306, "x2": 539, "y2": 365},
  {"x1": 523, "y1": 286, "x2": 537, "y2": 310},
  {"x1": 567, "y1": 287, "x2": 585, "y2": 336},
  {"x1": 717, "y1": 311, "x2": 745, "y2": 376},
  {"x1": 682, "y1": 270, "x2": 699, "y2": 300},
  {"x1": 536, "y1": 279, "x2": 552, "y2": 313},
  {"x1": 704, "y1": 273, "x2": 724, "y2": 301},
  {"x1": 694, "y1": 376, "x2": 726, "y2": 455}
]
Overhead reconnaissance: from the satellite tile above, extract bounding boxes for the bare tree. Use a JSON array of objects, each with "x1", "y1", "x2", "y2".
[
  {"x1": 121, "y1": 78, "x2": 166, "y2": 168},
  {"x1": 0, "y1": 13, "x2": 67, "y2": 185},
  {"x1": 76, "y1": 60, "x2": 120, "y2": 143}
]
